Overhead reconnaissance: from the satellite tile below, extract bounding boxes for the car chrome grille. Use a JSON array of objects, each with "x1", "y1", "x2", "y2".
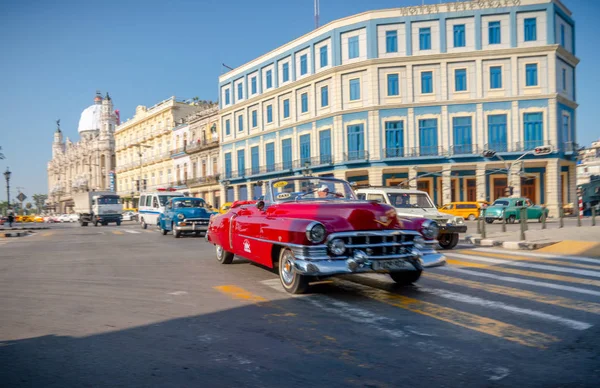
[{"x1": 327, "y1": 230, "x2": 418, "y2": 259}]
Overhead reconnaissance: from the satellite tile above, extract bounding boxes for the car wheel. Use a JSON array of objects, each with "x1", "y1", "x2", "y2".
[
  {"x1": 94, "y1": 220, "x2": 99, "y2": 227},
  {"x1": 116, "y1": 221, "x2": 121, "y2": 226},
  {"x1": 161, "y1": 227, "x2": 168, "y2": 236},
  {"x1": 141, "y1": 218, "x2": 147, "y2": 229},
  {"x1": 81, "y1": 222, "x2": 88, "y2": 227},
  {"x1": 216, "y1": 244, "x2": 234, "y2": 264},
  {"x1": 173, "y1": 224, "x2": 181, "y2": 238},
  {"x1": 279, "y1": 248, "x2": 309, "y2": 294},
  {"x1": 538, "y1": 216, "x2": 543, "y2": 223},
  {"x1": 467, "y1": 214, "x2": 476, "y2": 221},
  {"x1": 438, "y1": 233, "x2": 459, "y2": 250},
  {"x1": 507, "y1": 215, "x2": 516, "y2": 224},
  {"x1": 389, "y1": 270, "x2": 422, "y2": 285},
  {"x1": 195, "y1": 231, "x2": 201, "y2": 237},
  {"x1": 485, "y1": 218, "x2": 494, "y2": 224}
]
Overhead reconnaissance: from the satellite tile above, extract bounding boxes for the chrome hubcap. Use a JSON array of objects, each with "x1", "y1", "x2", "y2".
[
  {"x1": 216, "y1": 245, "x2": 223, "y2": 259},
  {"x1": 281, "y1": 252, "x2": 295, "y2": 285}
]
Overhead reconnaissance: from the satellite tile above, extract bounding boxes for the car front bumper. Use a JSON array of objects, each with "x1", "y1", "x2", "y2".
[
  {"x1": 438, "y1": 224, "x2": 467, "y2": 234},
  {"x1": 174, "y1": 221, "x2": 209, "y2": 232}
]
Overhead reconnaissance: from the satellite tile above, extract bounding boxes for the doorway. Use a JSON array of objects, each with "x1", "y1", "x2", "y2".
[
  {"x1": 493, "y1": 178, "x2": 507, "y2": 200},
  {"x1": 466, "y1": 178, "x2": 476, "y2": 201},
  {"x1": 521, "y1": 177, "x2": 537, "y2": 203}
]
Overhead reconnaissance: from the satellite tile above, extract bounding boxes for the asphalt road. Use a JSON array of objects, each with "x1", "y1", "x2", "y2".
[{"x1": 1, "y1": 222, "x2": 599, "y2": 387}]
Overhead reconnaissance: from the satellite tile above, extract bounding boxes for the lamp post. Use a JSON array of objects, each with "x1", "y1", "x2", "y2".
[
  {"x1": 3, "y1": 167, "x2": 11, "y2": 215},
  {"x1": 222, "y1": 179, "x2": 230, "y2": 202},
  {"x1": 302, "y1": 161, "x2": 312, "y2": 177}
]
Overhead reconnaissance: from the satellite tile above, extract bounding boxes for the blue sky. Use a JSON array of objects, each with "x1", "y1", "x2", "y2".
[{"x1": 0, "y1": 0, "x2": 598, "y2": 200}]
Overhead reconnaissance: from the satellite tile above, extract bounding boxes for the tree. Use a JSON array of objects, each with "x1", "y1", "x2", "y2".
[{"x1": 33, "y1": 194, "x2": 48, "y2": 213}]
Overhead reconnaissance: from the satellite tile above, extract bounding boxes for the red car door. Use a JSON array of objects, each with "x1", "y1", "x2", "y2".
[{"x1": 230, "y1": 204, "x2": 273, "y2": 267}]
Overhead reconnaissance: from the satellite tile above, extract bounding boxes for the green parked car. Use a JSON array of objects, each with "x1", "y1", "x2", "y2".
[{"x1": 483, "y1": 197, "x2": 549, "y2": 224}]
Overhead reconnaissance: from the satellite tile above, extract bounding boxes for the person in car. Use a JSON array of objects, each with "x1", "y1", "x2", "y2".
[{"x1": 317, "y1": 185, "x2": 330, "y2": 198}]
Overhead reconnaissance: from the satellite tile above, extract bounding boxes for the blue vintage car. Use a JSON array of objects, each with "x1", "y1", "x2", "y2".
[{"x1": 159, "y1": 197, "x2": 216, "y2": 238}]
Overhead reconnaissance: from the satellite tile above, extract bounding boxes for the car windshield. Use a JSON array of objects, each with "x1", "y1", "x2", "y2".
[
  {"x1": 97, "y1": 197, "x2": 120, "y2": 205},
  {"x1": 270, "y1": 178, "x2": 356, "y2": 202},
  {"x1": 159, "y1": 195, "x2": 180, "y2": 206},
  {"x1": 172, "y1": 198, "x2": 205, "y2": 208},
  {"x1": 493, "y1": 200, "x2": 510, "y2": 206},
  {"x1": 387, "y1": 193, "x2": 434, "y2": 208}
]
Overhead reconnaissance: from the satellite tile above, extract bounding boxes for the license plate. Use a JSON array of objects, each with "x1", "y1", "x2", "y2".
[{"x1": 372, "y1": 259, "x2": 411, "y2": 271}]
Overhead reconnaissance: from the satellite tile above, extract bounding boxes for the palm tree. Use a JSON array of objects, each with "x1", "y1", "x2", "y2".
[{"x1": 0, "y1": 146, "x2": 5, "y2": 160}]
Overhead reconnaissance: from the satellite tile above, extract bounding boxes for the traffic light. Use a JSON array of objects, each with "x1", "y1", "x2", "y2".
[
  {"x1": 136, "y1": 180, "x2": 140, "y2": 192},
  {"x1": 482, "y1": 150, "x2": 497, "y2": 158},
  {"x1": 533, "y1": 145, "x2": 553, "y2": 156},
  {"x1": 143, "y1": 179, "x2": 147, "y2": 191}
]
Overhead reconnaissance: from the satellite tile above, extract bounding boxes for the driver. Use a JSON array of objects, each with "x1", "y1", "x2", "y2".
[{"x1": 317, "y1": 184, "x2": 330, "y2": 198}]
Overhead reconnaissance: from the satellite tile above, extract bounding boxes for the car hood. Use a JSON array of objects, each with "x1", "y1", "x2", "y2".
[
  {"x1": 394, "y1": 207, "x2": 453, "y2": 223},
  {"x1": 175, "y1": 208, "x2": 215, "y2": 219},
  {"x1": 268, "y1": 201, "x2": 420, "y2": 232}
]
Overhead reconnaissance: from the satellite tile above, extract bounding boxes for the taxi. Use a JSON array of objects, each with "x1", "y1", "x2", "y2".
[
  {"x1": 219, "y1": 202, "x2": 233, "y2": 214},
  {"x1": 439, "y1": 202, "x2": 482, "y2": 221}
]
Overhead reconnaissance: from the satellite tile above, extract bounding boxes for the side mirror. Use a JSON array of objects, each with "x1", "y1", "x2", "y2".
[{"x1": 256, "y1": 200, "x2": 265, "y2": 211}]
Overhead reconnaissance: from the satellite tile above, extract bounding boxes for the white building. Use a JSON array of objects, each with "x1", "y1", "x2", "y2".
[
  {"x1": 577, "y1": 140, "x2": 600, "y2": 186},
  {"x1": 217, "y1": 0, "x2": 578, "y2": 216}
]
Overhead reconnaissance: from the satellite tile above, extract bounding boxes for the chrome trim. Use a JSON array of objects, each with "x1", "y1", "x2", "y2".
[
  {"x1": 326, "y1": 230, "x2": 420, "y2": 241},
  {"x1": 305, "y1": 221, "x2": 326, "y2": 243}
]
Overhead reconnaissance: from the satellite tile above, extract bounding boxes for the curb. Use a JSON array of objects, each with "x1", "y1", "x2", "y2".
[
  {"x1": 0, "y1": 231, "x2": 32, "y2": 238},
  {"x1": 465, "y1": 235, "x2": 557, "y2": 250},
  {"x1": 0, "y1": 227, "x2": 50, "y2": 231}
]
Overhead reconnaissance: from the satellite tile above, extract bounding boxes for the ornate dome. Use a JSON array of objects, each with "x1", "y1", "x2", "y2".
[{"x1": 77, "y1": 104, "x2": 102, "y2": 133}]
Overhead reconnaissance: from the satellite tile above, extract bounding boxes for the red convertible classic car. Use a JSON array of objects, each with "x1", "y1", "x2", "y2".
[{"x1": 206, "y1": 177, "x2": 445, "y2": 294}]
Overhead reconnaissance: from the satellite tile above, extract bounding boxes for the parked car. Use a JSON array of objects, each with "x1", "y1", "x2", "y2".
[
  {"x1": 206, "y1": 177, "x2": 446, "y2": 294},
  {"x1": 121, "y1": 211, "x2": 138, "y2": 221},
  {"x1": 56, "y1": 214, "x2": 72, "y2": 222},
  {"x1": 219, "y1": 202, "x2": 233, "y2": 214},
  {"x1": 33, "y1": 216, "x2": 45, "y2": 223},
  {"x1": 159, "y1": 197, "x2": 216, "y2": 238},
  {"x1": 355, "y1": 187, "x2": 467, "y2": 250},
  {"x1": 484, "y1": 197, "x2": 549, "y2": 224},
  {"x1": 43, "y1": 215, "x2": 59, "y2": 223},
  {"x1": 439, "y1": 202, "x2": 482, "y2": 221}
]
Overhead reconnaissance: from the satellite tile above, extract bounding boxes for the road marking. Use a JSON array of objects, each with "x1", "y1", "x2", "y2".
[
  {"x1": 41, "y1": 232, "x2": 55, "y2": 237},
  {"x1": 335, "y1": 279, "x2": 559, "y2": 349},
  {"x1": 440, "y1": 267, "x2": 600, "y2": 297},
  {"x1": 448, "y1": 252, "x2": 600, "y2": 278},
  {"x1": 214, "y1": 285, "x2": 268, "y2": 303},
  {"x1": 447, "y1": 259, "x2": 600, "y2": 288},
  {"x1": 260, "y1": 278, "x2": 310, "y2": 298},
  {"x1": 461, "y1": 250, "x2": 600, "y2": 270},
  {"x1": 474, "y1": 248, "x2": 600, "y2": 264},
  {"x1": 426, "y1": 272, "x2": 600, "y2": 315},
  {"x1": 418, "y1": 286, "x2": 592, "y2": 330},
  {"x1": 144, "y1": 230, "x2": 155, "y2": 234},
  {"x1": 124, "y1": 230, "x2": 141, "y2": 234},
  {"x1": 536, "y1": 240, "x2": 600, "y2": 257},
  {"x1": 168, "y1": 291, "x2": 188, "y2": 296},
  {"x1": 112, "y1": 231, "x2": 124, "y2": 235}
]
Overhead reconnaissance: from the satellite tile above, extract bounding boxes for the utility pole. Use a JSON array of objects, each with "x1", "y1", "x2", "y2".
[
  {"x1": 133, "y1": 144, "x2": 151, "y2": 204},
  {"x1": 314, "y1": 0, "x2": 320, "y2": 29}
]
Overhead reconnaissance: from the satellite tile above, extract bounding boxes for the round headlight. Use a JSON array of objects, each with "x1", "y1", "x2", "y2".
[
  {"x1": 421, "y1": 220, "x2": 439, "y2": 240},
  {"x1": 455, "y1": 217, "x2": 465, "y2": 225},
  {"x1": 177, "y1": 214, "x2": 185, "y2": 220},
  {"x1": 329, "y1": 238, "x2": 346, "y2": 255},
  {"x1": 414, "y1": 235, "x2": 425, "y2": 249},
  {"x1": 306, "y1": 222, "x2": 326, "y2": 243}
]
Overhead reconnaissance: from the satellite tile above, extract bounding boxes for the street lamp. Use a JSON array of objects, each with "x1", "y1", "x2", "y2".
[
  {"x1": 133, "y1": 143, "x2": 152, "y2": 194},
  {"x1": 4, "y1": 167, "x2": 11, "y2": 214}
]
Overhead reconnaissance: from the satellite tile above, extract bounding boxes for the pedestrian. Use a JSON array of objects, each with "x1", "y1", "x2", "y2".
[{"x1": 7, "y1": 211, "x2": 14, "y2": 228}]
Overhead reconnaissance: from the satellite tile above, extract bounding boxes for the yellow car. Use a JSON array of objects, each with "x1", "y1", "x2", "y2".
[
  {"x1": 439, "y1": 202, "x2": 482, "y2": 221},
  {"x1": 34, "y1": 216, "x2": 45, "y2": 223},
  {"x1": 219, "y1": 202, "x2": 233, "y2": 214}
]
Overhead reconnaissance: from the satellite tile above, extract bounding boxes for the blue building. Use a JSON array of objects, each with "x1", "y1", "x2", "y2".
[{"x1": 217, "y1": 0, "x2": 577, "y2": 216}]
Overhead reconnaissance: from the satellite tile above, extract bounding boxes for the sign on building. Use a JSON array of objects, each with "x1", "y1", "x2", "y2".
[{"x1": 109, "y1": 171, "x2": 115, "y2": 192}]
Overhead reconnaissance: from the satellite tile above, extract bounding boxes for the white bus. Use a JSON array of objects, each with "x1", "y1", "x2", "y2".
[{"x1": 138, "y1": 190, "x2": 185, "y2": 229}]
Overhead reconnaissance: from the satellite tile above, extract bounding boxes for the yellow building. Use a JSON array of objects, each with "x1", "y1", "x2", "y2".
[{"x1": 114, "y1": 97, "x2": 203, "y2": 207}]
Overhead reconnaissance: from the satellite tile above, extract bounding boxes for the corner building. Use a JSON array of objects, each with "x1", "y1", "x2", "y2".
[{"x1": 217, "y1": 0, "x2": 578, "y2": 216}]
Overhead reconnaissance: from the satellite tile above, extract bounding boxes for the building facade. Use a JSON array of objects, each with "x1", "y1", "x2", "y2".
[
  {"x1": 217, "y1": 0, "x2": 578, "y2": 216},
  {"x1": 47, "y1": 92, "x2": 119, "y2": 213},
  {"x1": 114, "y1": 97, "x2": 203, "y2": 207},
  {"x1": 577, "y1": 139, "x2": 600, "y2": 186}
]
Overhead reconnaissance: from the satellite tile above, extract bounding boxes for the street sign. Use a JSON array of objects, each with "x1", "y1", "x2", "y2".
[
  {"x1": 533, "y1": 145, "x2": 553, "y2": 156},
  {"x1": 17, "y1": 193, "x2": 27, "y2": 202}
]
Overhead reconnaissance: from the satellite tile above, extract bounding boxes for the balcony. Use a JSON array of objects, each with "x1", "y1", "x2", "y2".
[
  {"x1": 448, "y1": 144, "x2": 480, "y2": 156},
  {"x1": 291, "y1": 155, "x2": 335, "y2": 170},
  {"x1": 185, "y1": 138, "x2": 219, "y2": 154},
  {"x1": 343, "y1": 150, "x2": 369, "y2": 162},
  {"x1": 170, "y1": 147, "x2": 186, "y2": 157},
  {"x1": 187, "y1": 174, "x2": 220, "y2": 187}
]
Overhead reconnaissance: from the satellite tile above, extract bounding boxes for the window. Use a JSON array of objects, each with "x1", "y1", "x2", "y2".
[
  {"x1": 387, "y1": 74, "x2": 399, "y2": 96},
  {"x1": 490, "y1": 66, "x2": 502, "y2": 89},
  {"x1": 266, "y1": 105, "x2": 273, "y2": 123},
  {"x1": 251, "y1": 146, "x2": 259, "y2": 175},
  {"x1": 452, "y1": 116, "x2": 473, "y2": 154},
  {"x1": 224, "y1": 153, "x2": 232, "y2": 179},
  {"x1": 348, "y1": 36, "x2": 359, "y2": 59},
  {"x1": 237, "y1": 149, "x2": 245, "y2": 176},
  {"x1": 525, "y1": 63, "x2": 538, "y2": 86},
  {"x1": 321, "y1": 86, "x2": 329, "y2": 107},
  {"x1": 300, "y1": 54, "x2": 308, "y2": 75},
  {"x1": 266, "y1": 143, "x2": 275, "y2": 172},
  {"x1": 419, "y1": 27, "x2": 431, "y2": 50},
  {"x1": 385, "y1": 121, "x2": 404, "y2": 157},
  {"x1": 562, "y1": 68, "x2": 567, "y2": 91},
  {"x1": 251, "y1": 110, "x2": 258, "y2": 128},
  {"x1": 282, "y1": 62, "x2": 289, "y2": 82},
  {"x1": 421, "y1": 71, "x2": 433, "y2": 94},
  {"x1": 455, "y1": 69, "x2": 467, "y2": 92},
  {"x1": 488, "y1": 114, "x2": 508, "y2": 152},
  {"x1": 524, "y1": 17, "x2": 537, "y2": 41},
  {"x1": 300, "y1": 134, "x2": 311, "y2": 164},
  {"x1": 347, "y1": 124, "x2": 365, "y2": 160},
  {"x1": 266, "y1": 69, "x2": 272, "y2": 89},
  {"x1": 562, "y1": 115, "x2": 571, "y2": 144},
  {"x1": 488, "y1": 21, "x2": 501, "y2": 44},
  {"x1": 225, "y1": 89, "x2": 230, "y2": 105},
  {"x1": 319, "y1": 130, "x2": 332, "y2": 164},
  {"x1": 386, "y1": 30, "x2": 398, "y2": 53},
  {"x1": 419, "y1": 119, "x2": 438, "y2": 156},
  {"x1": 524, "y1": 112, "x2": 543, "y2": 150},
  {"x1": 225, "y1": 119, "x2": 231, "y2": 136},
  {"x1": 320, "y1": 46, "x2": 328, "y2": 67},
  {"x1": 282, "y1": 138, "x2": 292, "y2": 169},
  {"x1": 301, "y1": 93, "x2": 308, "y2": 113},
  {"x1": 560, "y1": 24, "x2": 565, "y2": 47},
  {"x1": 237, "y1": 83, "x2": 243, "y2": 100},
  {"x1": 237, "y1": 115, "x2": 243, "y2": 132},
  {"x1": 283, "y1": 99, "x2": 290, "y2": 118},
  {"x1": 349, "y1": 78, "x2": 361, "y2": 101},
  {"x1": 251, "y1": 77, "x2": 257, "y2": 94},
  {"x1": 453, "y1": 24, "x2": 466, "y2": 47}
]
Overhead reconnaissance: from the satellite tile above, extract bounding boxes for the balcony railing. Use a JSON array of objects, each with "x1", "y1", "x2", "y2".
[
  {"x1": 484, "y1": 143, "x2": 509, "y2": 153},
  {"x1": 170, "y1": 147, "x2": 186, "y2": 157},
  {"x1": 343, "y1": 150, "x2": 369, "y2": 162},
  {"x1": 185, "y1": 138, "x2": 219, "y2": 154},
  {"x1": 187, "y1": 174, "x2": 220, "y2": 187},
  {"x1": 383, "y1": 148, "x2": 405, "y2": 158}
]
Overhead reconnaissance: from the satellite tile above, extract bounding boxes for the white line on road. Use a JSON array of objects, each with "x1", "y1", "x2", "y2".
[
  {"x1": 447, "y1": 253, "x2": 600, "y2": 278},
  {"x1": 124, "y1": 230, "x2": 141, "y2": 234},
  {"x1": 473, "y1": 248, "x2": 600, "y2": 265},
  {"x1": 419, "y1": 287, "x2": 592, "y2": 330},
  {"x1": 440, "y1": 267, "x2": 600, "y2": 297}
]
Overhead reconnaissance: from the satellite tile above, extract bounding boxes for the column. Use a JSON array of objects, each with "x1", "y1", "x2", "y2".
[
  {"x1": 408, "y1": 166, "x2": 418, "y2": 190},
  {"x1": 220, "y1": 186, "x2": 226, "y2": 204},
  {"x1": 210, "y1": 190, "x2": 216, "y2": 208},
  {"x1": 545, "y1": 158, "x2": 562, "y2": 217},
  {"x1": 568, "y1": 163, "x2": 577, "y2": 207},
  {"x1": 509, "y1": 161, "x2": 522, "y2": 198},
  {"x1": 368, "y1": 167, "x2": 384, "y2": 187},
  {"x1": 233, "y1": 185, "x2": 240, "y2": 202},
  {"x1": 476, "y1": 163, "x2": 487, "y2": 202},
  {"x1": 442, "y1": 169, "x2": 452, "y2": 206},
  {"x1": 246, "y1": 182, "x2": 254, "y2": 200}
]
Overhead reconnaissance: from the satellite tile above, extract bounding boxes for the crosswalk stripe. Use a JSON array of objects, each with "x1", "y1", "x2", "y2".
[
  {"x1": 41, "y1": 232, "x2": 54, "y2": 237},
  {"x1": 425, "y1": 272, "x2": 600, "y2": 315},
  {"x1": 461, "y1": 250, "x2": 600, "y2": 270},
  {"x1": 447, "y1": 259, "x2": 600, "y2": 288},
  {"x1": 124, "y1": 230, "x2": 141, "y2": 234},
  {"x1": 335, "y1": 279, "x2": 559, "y2": 349},
  {"x1": 440, "y1": 267, "x2": 600, "y2": 297},
  {"x1": 448, "y1": 253, "x2": 600, "y2": 279},
  {"x1": 112, "y1": 231, "x2": 124, "y2": 235},
  {"x1": 214, "y1": 285, "x2": 268, "y2": 303},
  {"x1": 473, "y1": 248, "x2": 600, "y2": 264}
]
